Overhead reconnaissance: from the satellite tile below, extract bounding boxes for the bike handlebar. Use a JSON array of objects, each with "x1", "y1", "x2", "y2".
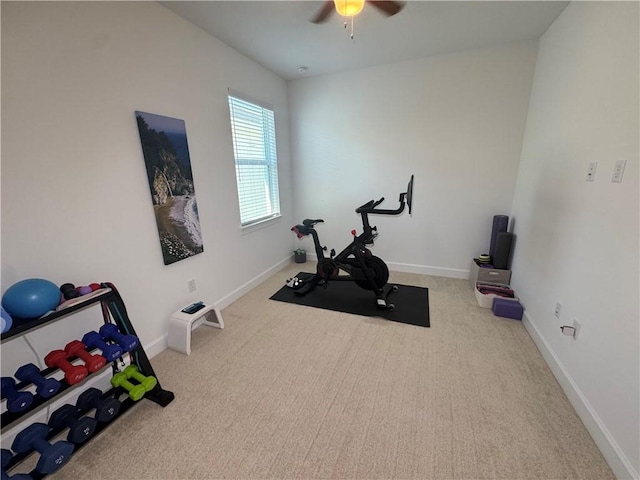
[
  {"x1": 356, "y1": 197, "x2": 384, "y2": 212},
  {"x1": 356, "y1": 194, "x2": 407, "y2": 216},
  {"x1": 357, "y1": 201, "x2": 373, "y2": 211},
  {"x1": 354, "y1": 175, "x2": 414, "y2": 216}
]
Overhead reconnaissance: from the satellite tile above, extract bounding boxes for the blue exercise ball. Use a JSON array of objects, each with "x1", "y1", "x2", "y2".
[{"x1": 2, "y1": 278, "x2": 60, "y2": 319}]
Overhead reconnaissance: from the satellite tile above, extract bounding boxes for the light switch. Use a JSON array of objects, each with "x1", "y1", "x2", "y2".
[{"x1": 612, "y1": 160, "x2": 627, "y2": 183}]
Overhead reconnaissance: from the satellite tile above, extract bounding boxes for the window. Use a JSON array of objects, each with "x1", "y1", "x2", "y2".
[{"x1": 228, "y1": 91, "x2": 281, "y2": 227}]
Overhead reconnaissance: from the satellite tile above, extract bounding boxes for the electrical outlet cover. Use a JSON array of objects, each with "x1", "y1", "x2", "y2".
[{"x1": 572, "y1": 319, "x2": 581, "y2": 340}]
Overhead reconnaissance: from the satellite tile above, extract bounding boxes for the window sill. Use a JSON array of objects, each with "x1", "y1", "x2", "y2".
[{"x1": 240, "y1": 215, "x2": 282, "y2": 235}]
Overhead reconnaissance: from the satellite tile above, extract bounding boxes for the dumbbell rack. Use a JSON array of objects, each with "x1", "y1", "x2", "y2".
[{"x1": 1, "y1": 282, "x2": 174, "y2": 478}]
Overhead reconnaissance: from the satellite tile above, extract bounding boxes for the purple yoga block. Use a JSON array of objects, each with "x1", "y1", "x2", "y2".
[{"x1": 492, "y1": 298, "x2": 523, "y2": 320}]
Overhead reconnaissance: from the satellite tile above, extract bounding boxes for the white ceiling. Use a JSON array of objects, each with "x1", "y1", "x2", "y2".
[{"x1": 160, "y1": 1, "x2": 569, "y2": 80}]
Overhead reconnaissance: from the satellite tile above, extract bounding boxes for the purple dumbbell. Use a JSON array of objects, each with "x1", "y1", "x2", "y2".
[
  {"x1": 15, "y1": 364, "x2": 61, "y2": 399},
  {"x1": 99, "y1": 324, "x2": 139, "y2": 353},
  {"x1": 0, "y1": 377, "x2": 34, "y2": 413},
  {"x1": 82, "y1": 331, "x2": 123, "y2": 362}
]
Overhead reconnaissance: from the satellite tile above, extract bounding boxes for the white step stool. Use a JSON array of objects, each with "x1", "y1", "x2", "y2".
[{"x1": 168, "y1": 304, "x2": 224, "y2": 355}]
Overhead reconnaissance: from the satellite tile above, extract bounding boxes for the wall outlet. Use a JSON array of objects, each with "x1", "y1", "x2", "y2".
[
  {"x1": 586, "y1": 161, "x2": 597, "y2": 182},
  {"x1": 560, "y1": 325, "x2": 576, "y2": 336},
  {"x1": 572, "y1": 319, "x2": 581, "y2": 340},
  {"x1": 554, "y1": 301, "x2": 562, "y2": 319},
  {"x1": 187, "y1": 279, "x2": 197, "y2": 293}
]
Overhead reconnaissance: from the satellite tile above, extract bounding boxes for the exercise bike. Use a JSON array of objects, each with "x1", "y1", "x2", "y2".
[{"x1": 291, "y1": 175, "x2": 414, "y2": 311}]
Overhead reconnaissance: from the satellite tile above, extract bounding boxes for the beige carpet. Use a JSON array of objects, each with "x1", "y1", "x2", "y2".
[{"x1": 50, "y1": 263, "x2": 613, "y2": 479}]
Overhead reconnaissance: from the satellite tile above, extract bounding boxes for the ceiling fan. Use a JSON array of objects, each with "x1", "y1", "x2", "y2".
[{"x1": 310, "y1": 0, "x2": 405, "y2": 24}]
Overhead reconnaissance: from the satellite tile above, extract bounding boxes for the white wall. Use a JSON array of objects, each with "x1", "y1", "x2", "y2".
[
  {"x1": 510, "y1": 2, "x2": 639, "y2": 478},
  {"x1": 3, "y1": 1, "x2": 638, "y2": 476},
  {"x1": 287, "y1": 41, "x2": 538, "y2": 278},
  {"x1": 1, "y1": 2, "x2": 293, "y2": 357}
]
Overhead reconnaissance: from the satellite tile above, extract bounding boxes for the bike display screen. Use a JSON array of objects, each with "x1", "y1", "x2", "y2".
[{"x1": 406, "y1": 175, "x2": 414, "y2": 215}]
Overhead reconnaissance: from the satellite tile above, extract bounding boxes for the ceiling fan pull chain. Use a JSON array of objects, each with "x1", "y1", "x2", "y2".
[{"x1": 350, "y1": 15, "x2": 355, "y2": 39}]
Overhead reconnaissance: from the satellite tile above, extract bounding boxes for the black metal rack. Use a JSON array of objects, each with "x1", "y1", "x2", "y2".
[{"x1": 1, "y1": 282, "x2": 174, "y2": 477}]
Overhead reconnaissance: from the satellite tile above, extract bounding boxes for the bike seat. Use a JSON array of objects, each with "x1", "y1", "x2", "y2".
[{"x1": 303, "y1": 219, "x2": 324, "y2": 227}]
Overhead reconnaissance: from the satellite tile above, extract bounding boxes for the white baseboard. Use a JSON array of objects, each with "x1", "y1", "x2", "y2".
[
  {"x1": 386, "y1": 261, "x2": 469, "y2": 279},
  {"x1": 148, "y1": 256, "x2": 292, "y2": 358},
  {"x1": 522, "y1": 311, "x2": 638, "y2": 480},
  {"x1": 144, "y1": 334, "x2": 168, "y2": 359},
  {"x1": 215, "y1": 255, "x2": 292, "y2": 310},
  {"x1": 306, "y1": 254, "x2": 470, "y2": 280}
]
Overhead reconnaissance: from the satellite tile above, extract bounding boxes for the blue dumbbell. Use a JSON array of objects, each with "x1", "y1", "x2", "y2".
[
  {"x1": 81, "y1": 331, "x2": 123, "y2": 362},
  {"x1": 0, "y1": 377, "x2": 34, "y2": 413},
  {"x1": 11, "y1": 423, "x2": 74, "y2": 474},
  {"x1": 76, "y1": 387, "x2": 121, "y2": 423},
  {"x1": 99, "y1": 324, "x2": 139, "y2": 353},
  {"x1": 49, "y1": 404, "x2": 97, "y2": 445},
  {"x1": 1, "y1": 448, "x2": 32, "y2": 479},
  {"x1": 14, "y1": 364, "x2": 61, "y2": 399}
]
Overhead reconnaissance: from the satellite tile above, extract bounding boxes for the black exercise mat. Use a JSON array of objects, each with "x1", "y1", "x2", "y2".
[{"x1": 270, "y1": 272, "x2": 430, "y2": 328}]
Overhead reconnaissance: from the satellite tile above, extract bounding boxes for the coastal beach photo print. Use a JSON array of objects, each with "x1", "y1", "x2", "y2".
[{"x1": 135, "y1": 111, "x2": 204, "y2": 265}]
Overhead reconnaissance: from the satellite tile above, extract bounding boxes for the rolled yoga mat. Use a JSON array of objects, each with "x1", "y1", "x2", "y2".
[
  {"x1": 493, "y1": 231, "x2": 514, "y2": 270},
  {"x1": 489, "y1": 215, "x2": 509, "y2": 259}
]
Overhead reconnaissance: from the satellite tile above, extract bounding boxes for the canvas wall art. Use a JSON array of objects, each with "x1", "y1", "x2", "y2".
[{"x1": 135, "y1": 111, "x2": 203, "y2": 265}]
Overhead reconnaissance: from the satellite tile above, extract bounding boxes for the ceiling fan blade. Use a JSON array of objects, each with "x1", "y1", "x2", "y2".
[
  {"x1": 310, "y1": 1, "x2": 335, "y2": 23},
  {"x1": 368, "y1": 1, "x2": 404, "y2": 17}
]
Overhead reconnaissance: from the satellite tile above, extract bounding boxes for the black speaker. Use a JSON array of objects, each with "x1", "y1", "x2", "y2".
[
  {"x1": 489, "y1": 215, "x2": 509, "y2": 258},
  {"x1": 493, "y1": 232, "x2": 513, "y2": 270}
]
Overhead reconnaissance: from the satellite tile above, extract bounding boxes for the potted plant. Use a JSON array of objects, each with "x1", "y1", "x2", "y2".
[{"x1": 294, "y1": 248, "x2": 306, "y2": 263}]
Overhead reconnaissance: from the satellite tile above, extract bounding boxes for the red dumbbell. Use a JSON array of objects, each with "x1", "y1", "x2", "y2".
[
  {"x1": 64, "y1": 340, "x2": 107, "y2": 373},
  {"x1": 44, "y1": 350, "x2": 88, "y2": 385}
]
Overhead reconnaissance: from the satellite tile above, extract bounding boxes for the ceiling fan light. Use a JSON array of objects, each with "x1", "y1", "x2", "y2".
[{"x1": 333, "y1": 0, "x2": 365, "y2": 17}]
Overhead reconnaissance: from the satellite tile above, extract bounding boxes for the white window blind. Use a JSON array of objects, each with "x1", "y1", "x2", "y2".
[{"x1": 228, "y1": 92, "x2": 280, "y2": 227}]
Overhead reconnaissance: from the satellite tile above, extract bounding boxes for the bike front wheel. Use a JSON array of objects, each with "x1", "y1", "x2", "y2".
[{"x1": 353, "y1": 255, "x2": 389, "y2": 291}]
